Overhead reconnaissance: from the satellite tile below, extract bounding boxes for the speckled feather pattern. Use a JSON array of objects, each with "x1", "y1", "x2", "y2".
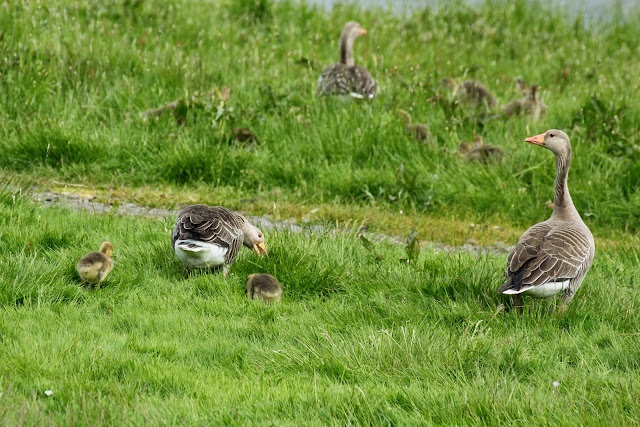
[
  {"x1": 172, "y1": 205, "x2": 245, "y2": 265},
  {"x1": 317, "y1": 63, "x2": 377, "y2": 98}
]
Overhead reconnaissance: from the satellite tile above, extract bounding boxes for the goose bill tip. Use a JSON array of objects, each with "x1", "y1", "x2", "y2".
[
  {"x1": 253, "y1": 242, "x2": 267, "y2": 256},
  {"x1": 360, "y1": 28, "x2": 367, "y2": 35},
  {"x1": 525, "y1": 133, "x2": 545, "y2": 145}
]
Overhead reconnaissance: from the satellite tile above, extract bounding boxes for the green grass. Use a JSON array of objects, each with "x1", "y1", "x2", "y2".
[
  {"x1": 1, "y1": 176, "x2": 640, "y2": 425},
  {"x1": 2, "y1": 0, "x2": 640, "y2": 424},
  {"x1": 0, "y1": 0, "x2": 639, "y2": 234}
]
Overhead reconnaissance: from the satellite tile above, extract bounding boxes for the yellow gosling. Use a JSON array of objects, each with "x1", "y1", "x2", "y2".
[{"x1": 76, "y1": 241, "x2": 114, "y2": 288}]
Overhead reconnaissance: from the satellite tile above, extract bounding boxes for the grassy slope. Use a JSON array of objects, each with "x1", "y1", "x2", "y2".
[
  {"x1": 0, "y1": 0, "x2": 639, "y2": 235},
  {"x1": 1, "y1": 187, "x2": 640, "y2": 425}
]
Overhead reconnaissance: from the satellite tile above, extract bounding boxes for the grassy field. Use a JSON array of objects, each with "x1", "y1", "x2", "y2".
[
  {"x1": 1, "y1": 0, "x2": 640, "y2": 424},
  {"x1": 1, "y1": 185, "x2": 640, "y2": 425}
]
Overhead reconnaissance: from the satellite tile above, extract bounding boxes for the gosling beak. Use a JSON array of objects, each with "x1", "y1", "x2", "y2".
[
  {"x1": 525, "y1": 133, "x2": 545, "y2": 146},
  {"x1": 360, "y1": 28, "x2": 368, "y2": 35},
  {"x1": 253, "y1": 242, "x2": 267, "y2": 256}
]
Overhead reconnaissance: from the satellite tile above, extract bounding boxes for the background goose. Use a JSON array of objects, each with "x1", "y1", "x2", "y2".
[
  {"x1": 246, "y1": 273, "x2": 283, "y2": 303},
  {"x1": 317, "y1": 21, "x2": 377, "y2": 99},
  {"x1": 440, "y1": 77, "x2": 497, "y2": 110},
  {"x1": 76, "y1": 241, "x2": 114, "y2": 287},
  {"x1": 499, "y1": 130, "x2": 595, "y2": 312},
  {"x1": 171, "y1": 205, "x2": 267, "y2": 276}
]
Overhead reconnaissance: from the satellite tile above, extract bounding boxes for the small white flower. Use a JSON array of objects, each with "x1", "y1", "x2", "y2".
[
  {"x1": 44, "y1": 390, "x2": 53, "y2": 396},
  {"x1": 552, "y1": 381, "x2": 560, "y2": 388}
]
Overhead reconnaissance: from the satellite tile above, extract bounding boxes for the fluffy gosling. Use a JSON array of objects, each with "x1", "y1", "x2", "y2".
[
  {"x1": 246, "y1": 273, "x2": 283, "y2": 303},
  {"x1": 502, "y1": 79, "x2": 548, "y2": 120},
  {"x1": 76, "y1": 241, "x2": 114, "y2": 287},
  {"x1": 440, "y1": 77, "x2": 497, "y2": 110},
  {"x1": 396, "y1": 109, "x2": 432, "y2": 143}
]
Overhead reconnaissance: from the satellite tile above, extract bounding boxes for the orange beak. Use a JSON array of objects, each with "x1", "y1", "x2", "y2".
[
  {"x1": 525, "y1": 133, "x2": 545, "y2": 146},
  {"x1": 253, "y1": 242, "x2": 267, "y2": 256},
  {"x1": 360, "y1": 28, "x2": 368, "y2": 35}
]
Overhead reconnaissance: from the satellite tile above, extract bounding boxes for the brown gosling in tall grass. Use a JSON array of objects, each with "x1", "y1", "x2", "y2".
[
  {"x1": 502, "y1": 79, "x2": 548, "y2": 120},
  {"x1": 396, "y1": 109, "x2": 432, "y2": 142},
  {"x1": 246, "y1": 273, "x2": 283, "y2": 303},
  {"x1": 458, "y1": 136, "x2": 504, "y2": 164},
  {"x1": 76, "y1": 242, "x2": 114, "y2": 287},
  {"x1": 440, "y1": 77, "x2": 497, "y2": 110}
]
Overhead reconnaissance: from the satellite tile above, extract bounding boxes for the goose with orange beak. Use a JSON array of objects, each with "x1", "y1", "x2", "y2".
[
  {"x1": 499, "y1": 130, "x2": 595, "y2": 312},
  {"x1": 172, "y1": 205, "x2": 267, "y2": 277},
  {"x1": 317, "y1": 21, "x2": 377, "y2": 99}
]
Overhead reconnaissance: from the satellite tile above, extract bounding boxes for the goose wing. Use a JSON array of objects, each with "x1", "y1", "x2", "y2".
[
  {"x1": 499, "y1": 221, "x2": 592, "y2": 293},
  {"x1": 172, "y1": 205, "x2": 244, "y2": 264},
  {"x1": 318, "y1": 64, "x2": 377, "y2": 99}
]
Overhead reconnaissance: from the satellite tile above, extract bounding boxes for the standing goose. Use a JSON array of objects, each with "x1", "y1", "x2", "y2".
[
  {"x1": 76, "y1": 241, "x2": 114, "y2": 288},
  {"x1": 499, "y1": 130, "x2": 595, "y2": 312},
  {"x1": 171, "y1": 205, "x2": 267, "y2": 276},
  {"x1": 317, "y1": 21, "x2": 377, "y2": 99}
]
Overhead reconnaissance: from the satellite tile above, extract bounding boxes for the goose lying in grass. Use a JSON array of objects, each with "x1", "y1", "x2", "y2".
[
  {"x1": 246, "y1": 273, "x2": 283, "y2": 303},
  {"x1": 440, "y1": 77, "x2": 497, "y2": 110},
  {"x1": 76, "y1": 241, "x2": 114, "y2": 287},
  {"x1": 502, "y1": 79, "x2": 547, "y2": 119},
  {"x1": 317, "y1": 21, "x2": 377, "y2": 99},
  {"x1": 499, "y1": 130, "x2": 595, "y2": 312},
  {"x1": 171, "y1": 205, "x2": 267, "y2": 276},
  {"x1": 396, "y1": 109, "x2": 432, "y2": 142}
]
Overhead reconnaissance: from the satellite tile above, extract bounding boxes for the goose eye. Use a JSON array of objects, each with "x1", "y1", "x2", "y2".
[{"x1": 549, "y1": 133, "x2": 555, "y2": 138}]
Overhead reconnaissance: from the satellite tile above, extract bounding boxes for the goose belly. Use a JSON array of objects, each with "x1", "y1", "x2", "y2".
[
  {"x1": 523, "y1": 280, "x2": 570, "y2": 298},
  {"x1": 174, "y1": 239, "x2": 227, "y2": 269}
]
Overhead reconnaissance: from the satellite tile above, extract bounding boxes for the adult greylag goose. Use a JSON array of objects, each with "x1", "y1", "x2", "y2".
[
  {"x1": 499, "y1": 130, "x2": 595, "y2": 312},
  {"x1": 317, "y1": 21, "x2": 377, "y2": 99},
  {"x1": 246, "y1": 273, "x2": 283, "y2": 303},
  {"x1": 502, "y1": 79, "x2": 548, "y2": 119},
  {"x1": 171, "y1": 205, "x2": 267, "y2": 276},
  {"x1": 76, "y1": 242, "x2": 114, "y2": 287},
  {"x1": 396, "y1": 109, "x2": 432, "y2": 142},
  {"x1": 440, "y1": 77, "x2": 497, "y2": 110}
]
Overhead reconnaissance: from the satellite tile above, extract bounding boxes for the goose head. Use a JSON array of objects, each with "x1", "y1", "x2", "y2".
[
  {"x1": 242, "y1": 222, "x2": 267, "y2": 256},
  {"x1": 525, "y1": 129, "x2": 571, "y2": 157},
  {"x1": 99, "y1": 241, "x2": 113, "y2": 257},
  {"x1": 341, "y1": 21, "x2": 367, "y2": 43},
  {"x1": 439, "y1": 77, "x2": 457, "y2": 90}
]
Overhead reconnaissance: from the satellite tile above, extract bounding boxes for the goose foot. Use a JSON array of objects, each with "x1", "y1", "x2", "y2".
[{"x1": 513, "y1": 294, "x2": 523, "y2": 314}]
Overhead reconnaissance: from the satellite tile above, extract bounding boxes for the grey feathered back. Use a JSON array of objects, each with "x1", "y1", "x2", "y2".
[
  {"x1": 500, "y1": 221, "x2": 593, "y2": 293},
  {"x1": 317, "y1": 64, "x2": 377, "y2": 98},
  {"x1": 171, "y1": 205, "x2": 245, "y2": 264}
]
